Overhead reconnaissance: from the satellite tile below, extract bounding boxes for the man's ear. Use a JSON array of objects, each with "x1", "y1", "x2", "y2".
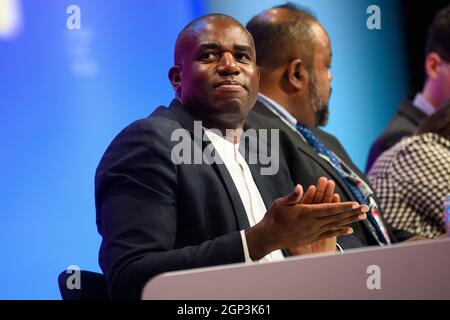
[
  {"x1": 425, "y1": 52, "x2": 441, "y2": 80},
  {"x1": 168, "y1": 65, "x2": 182, "y2": 94},
  {"x1": 287, "y1": 58, "x2": 306, "y2": 91}
]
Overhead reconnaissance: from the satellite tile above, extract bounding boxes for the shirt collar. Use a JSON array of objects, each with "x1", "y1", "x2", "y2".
[
  {"x1": 203, "y1": 128, "x2": 237, "y2": 147},
  {"x1": 258, "y1": 93, "x2": 298, "y2": 129},
  {"x1": 413, "y1": 93, "x2": 436, "y2": 116}
]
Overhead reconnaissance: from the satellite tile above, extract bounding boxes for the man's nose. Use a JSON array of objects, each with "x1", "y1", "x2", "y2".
[
  {"x1": 217, "y1": 52, "x2": 239, "y2": 75},
  {"x1": 328, "y1": 70, "x2": 333, "y2": 81}
]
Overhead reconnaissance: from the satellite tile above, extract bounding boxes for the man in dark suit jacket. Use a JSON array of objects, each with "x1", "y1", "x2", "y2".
[
  {"x1": 95, "y1": 14, "x2": 367, "y2": 299},
  {"x1": 366, "y1": 4, "x2": 450, "y2": 172},
  {"x1": 248, "y1": 98, "x2": 400, "y2": 246},
  {"x1": 246, "y1": 4, "x2": 404, "y2": 248},
  {"x1": 366, "y1": 97, "x2": 427, "y2": 172}
]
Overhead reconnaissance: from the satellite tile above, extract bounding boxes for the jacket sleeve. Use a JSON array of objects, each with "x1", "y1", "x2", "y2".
[{"x1": 95, "y1": 119, "x2": 244, "y2": 299}]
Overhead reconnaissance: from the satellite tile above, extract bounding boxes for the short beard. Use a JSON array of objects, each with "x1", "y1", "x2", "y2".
[{"x1": 309, "y1": 73, "x2": 330, "y2": 127}]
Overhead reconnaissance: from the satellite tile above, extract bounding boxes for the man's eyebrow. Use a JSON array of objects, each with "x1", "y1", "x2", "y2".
[
  {"x1": 197, "y1": 43, "x2": 254, "y2": 54},
  {"x1": 234, "y1": 45, "x2": 254, "y2": 54},
  {"x1": 198, "y1": 43, "x2": 220, "y2": 51}
]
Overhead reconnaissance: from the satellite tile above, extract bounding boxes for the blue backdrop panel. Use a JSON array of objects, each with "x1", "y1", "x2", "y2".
[{"x1": 0, "y1": 0, "x2": 206, "y2": 299}]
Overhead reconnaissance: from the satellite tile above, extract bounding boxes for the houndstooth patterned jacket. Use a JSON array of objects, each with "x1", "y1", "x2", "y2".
[{"x1": 368, "y1": 133, "x2": 450, "y2": 238}]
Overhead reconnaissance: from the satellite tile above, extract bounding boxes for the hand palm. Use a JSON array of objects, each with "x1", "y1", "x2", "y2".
[{"x1": 288, "y1": 178, "x2": 339, "y2": 256}]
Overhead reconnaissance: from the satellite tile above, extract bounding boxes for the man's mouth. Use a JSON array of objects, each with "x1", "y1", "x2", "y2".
[{"x1": 214, "y1": 80, "x2": 246, "y2": 91}]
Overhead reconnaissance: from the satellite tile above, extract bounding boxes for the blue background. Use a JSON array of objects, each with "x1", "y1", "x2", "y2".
[{"x1": 0, "y1": 0, "x2": 409, "y2": 299}]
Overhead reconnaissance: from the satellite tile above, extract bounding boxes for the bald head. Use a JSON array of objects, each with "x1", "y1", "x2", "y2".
[
  {"x1": 246, "y1": 3, "x2": 319, "y2": 73},
  {"x1": 175, "y1": 14, "x2": 254, "y2": 65}
]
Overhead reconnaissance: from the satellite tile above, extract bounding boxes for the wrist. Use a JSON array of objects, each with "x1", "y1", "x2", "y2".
[{"x1": 245, "y1": 224, "x2": 274, "y2": 261}]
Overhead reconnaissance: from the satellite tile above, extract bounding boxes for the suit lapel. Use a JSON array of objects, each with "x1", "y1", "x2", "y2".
[
  {"x1": 168, "y1": 100, "x2": 250, "y2": 230},
  {"x1": 241, "y1": 134, "x2": 280, "y2": 211},
  {"x1": 253, "y1": 100, "x2": 357, "y2": 201},
  {"x1": 212, "y1": 162, "x2": 251, "y2": 230},
  {"x1": 293, "y1": 136, "x2": 356, "y2": 201},
  {"x1": 399, "y1": 98, "x2": 427, "y2": 126}
]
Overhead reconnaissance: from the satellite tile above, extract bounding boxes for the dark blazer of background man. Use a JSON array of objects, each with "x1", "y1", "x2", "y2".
[
  {"x1": 95, "y1": 14, "x2": 366, "y2": 299},
  {"x1": 366, "y1": 4, "x2": 450, "y2": 172},
  {"x1": 246, "y1": 4, "x2": 404, "y2": 247}
]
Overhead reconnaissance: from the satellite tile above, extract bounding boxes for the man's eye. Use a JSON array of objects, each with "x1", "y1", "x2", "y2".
[
  {"x1": 199, "y1": 52, "x2": 216, "y2": 60},
  {"x1": 236, "y1": 53, "x2": 250, "y2": 62}
]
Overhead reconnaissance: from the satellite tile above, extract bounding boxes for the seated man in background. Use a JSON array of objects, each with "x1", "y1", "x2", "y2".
[
  {"x1": 245, "y1": 3, "x2": 410, "y2": 247},
  {"x1": 368, "y1": 103, "x2": 450, "y2": 239},
  {"x1": 95, "y1": 14, "x2": 367, "y2": 299},
  {"x1": 366, "y1": 4, "x2": 450, "y2": 172}
]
